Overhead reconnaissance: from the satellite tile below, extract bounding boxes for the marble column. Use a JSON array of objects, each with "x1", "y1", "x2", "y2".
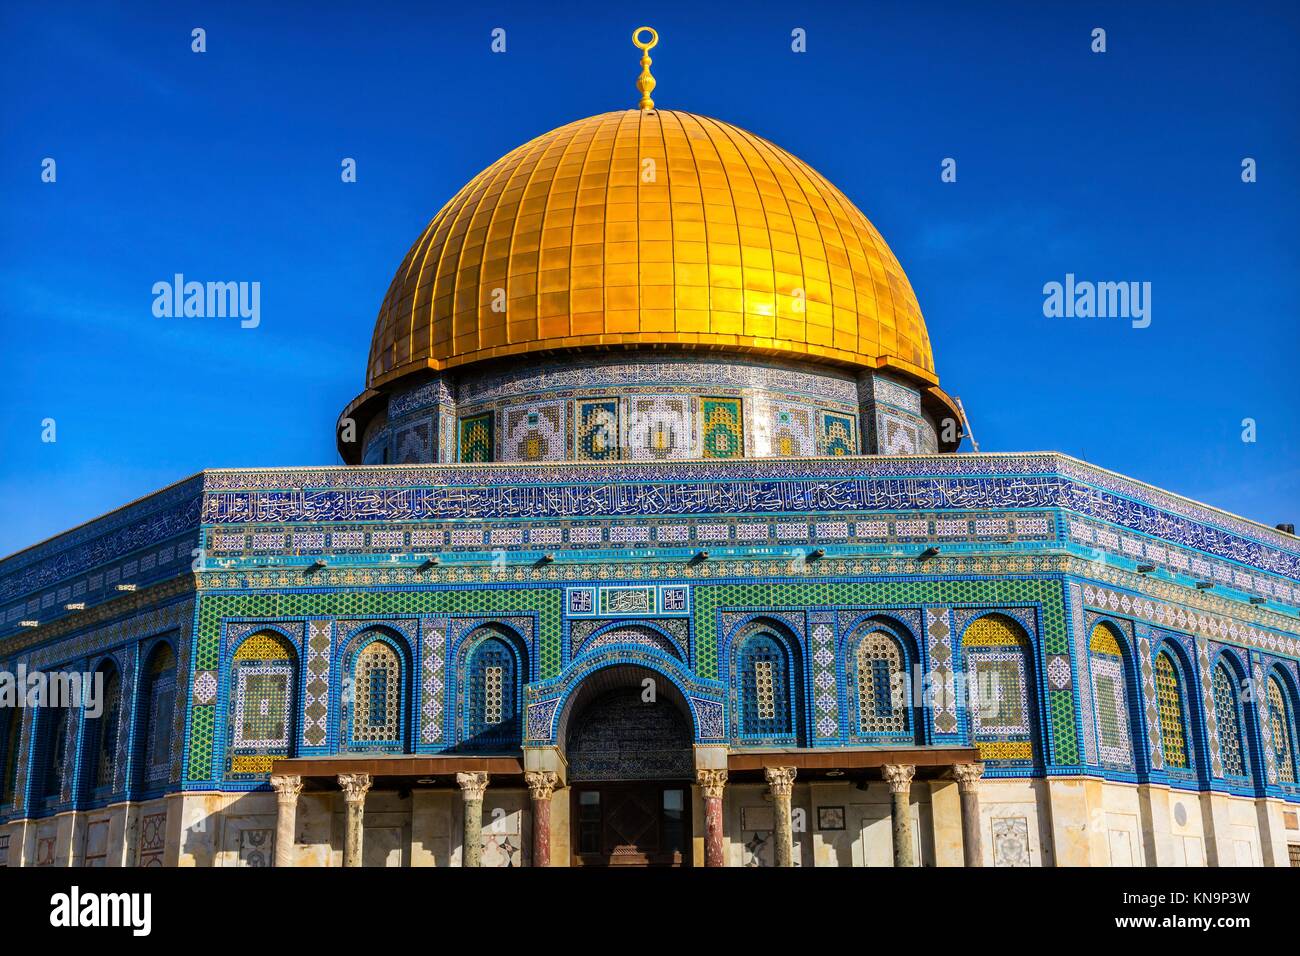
[
  {"x1": 952, "y1": 762, "x2": 985, "y2": 867},
  {"x1": 269, "y1": 774, "x2": 303, "y2": 868},
  {"x1": 696, "y1": 768, "x2": 728, "y2": 867},
  {"x1": 763, "y1": 766, "x2": 798, "y2": 868},
  {"x1": 882, "y1": 764, "x2": 916, "y2": 867},
  {"x1": 337, "y1": 772, "x2": 372, "y2": 868},
  {"x1": 524, "y1": 770, "x2": 559, "y2": 868},
  {"x1": 457, "y1": 771, "x2": 489, "y2": 868}
]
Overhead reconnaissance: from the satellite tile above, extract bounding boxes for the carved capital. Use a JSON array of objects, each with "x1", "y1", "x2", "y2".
[
  {"x1": 524, "y1": 770, "x2": 559, "y2": 801},
  {"x1": 337, "y1": 772, "x2": 372, "y2": 803},
  {"x1": 456, "y1": 771, "x2": 490, "y2": 801},
  {"x1": 763, "y1": 765, "x2": 797, "y2": 797},
  {"x1": 270, "y1": 774, "x2": 303, "y2": 801},
  {"x1": 951, "y1": 762, "x2": 985, "y2": 793},
  {"x1": 696, "y1": 768, "x2": 728, "y2": 800},
  {"x1": 881, "y1": 763, "x2": 916, "y2": 794}
]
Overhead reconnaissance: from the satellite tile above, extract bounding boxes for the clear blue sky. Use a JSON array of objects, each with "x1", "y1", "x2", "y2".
[{"x1": 1, "y1": 0, "x2": 1297, "y2": 556}]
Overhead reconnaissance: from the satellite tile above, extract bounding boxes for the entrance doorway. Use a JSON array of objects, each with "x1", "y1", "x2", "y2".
[
  {"x1": 560, "y1": 663, "x2": 696, "y2": 867},
  {"x1": 571, "y1": 783, "x2": 690, "y2": 866}
]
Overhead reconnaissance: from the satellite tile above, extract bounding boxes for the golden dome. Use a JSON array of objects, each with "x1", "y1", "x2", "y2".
[{"x1": 366, "y1": 109, "x2": 937, "y2": 390}]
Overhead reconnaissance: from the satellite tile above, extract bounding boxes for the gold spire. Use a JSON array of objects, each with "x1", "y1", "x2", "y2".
[{"x1": 633, "y1": 26, "x2": 658, "y2": 111}]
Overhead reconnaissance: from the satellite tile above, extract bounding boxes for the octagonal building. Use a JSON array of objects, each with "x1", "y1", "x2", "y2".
[{"x1": 2, "y1": 40, "x2": 1298, "y2": 869}]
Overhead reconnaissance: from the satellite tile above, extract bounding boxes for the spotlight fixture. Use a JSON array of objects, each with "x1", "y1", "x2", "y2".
[
  {"x1": 306, "y1": 558, "x2": 328, "y2": 573},
  {"x1": 1249, "y1": 596, "x2": 1267, "y2": 605},
  {"x1": 1136, "y1": 564, "x2": 1155, "y2": 573},
  {"x1": 689, "y1": 550, "x2": 709, "y2": 566},
  {"x1": 806, "y1": 548, "x2": 825, "y2": 562},
  {"x1": 418, "y1": 556, "x2": 441, "y2": 571},
  {"x1": 825, "y1": 769, "x2": 844, "y2": 777},
  {"x1": 535, "y1": 553, "x2": 555, "y2": 566},
  {"x1": 1195, "y1": 581, "x2": 1213, "y2": 589},
  {"x1": 918, "y1": 546, "x2": 940, "y2": 561},
  {"x1": 64, "y1": 602, "x2": 86, "y2": 611},
  {"x1": 415, "y1": 777, "x2": 437, "y2": 786},
  {"x1": 19, "y1": 620, "x2": 39, "y2": 628},
  {"x1": 115, "y1": 583, "x2": 137, "y2": 592}
]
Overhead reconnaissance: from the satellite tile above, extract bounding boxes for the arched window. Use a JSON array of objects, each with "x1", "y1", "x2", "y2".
[
  {"x1": 1266, "y1": 675, "x2": 1297, "y2": 785},
  {"x1": 737, "y1": 632, "x2": 794, "y2": 740},
  {"x1": 82, "y1": 662, "x2": 122, "y2": 797},
  {"x1": 1, "y1": 708, "x2": 22, "y2": 810},
  {"x1": 1210, "y1": 662, "x2": 1246, "y2": 779},
  {"x1": 350, "y1": 638, "x2": 402, "y2": 747},
  {"x1": 854, "y1": 629, "x2": 908, "y2": 737},
  {"x1": 465, "y1": 636, "x2": 519, "y2": 746},
  {"x1": 229, "y1": 633, "x2": 297, "y2": 777},
  {"x1": 1088, "y1": 623, "x2": 1135, "y2": 771},
  {"x1": 40, "y1": 705, "x2": 74, "y2": 805},
  {"x1": 962, "y1": 615, "x2": 1034, "y2": 762},
  {"x1": 1153, "y1": 651, "x2": 1190, "y2": 770},
  {"x1": 138, "y1": 643, "x2": 177, "y2": 791}
]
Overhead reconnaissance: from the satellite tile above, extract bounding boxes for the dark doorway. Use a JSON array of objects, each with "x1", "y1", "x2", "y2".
[
  {"x1": 561, "y1": 666, "x2": 697, "y2": 866},
  {"x1": 570, "y1": 783, "x2": 691, "y2": 866}
]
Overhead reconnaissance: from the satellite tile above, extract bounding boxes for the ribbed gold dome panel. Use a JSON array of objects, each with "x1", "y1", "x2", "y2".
[{"x1": 367, "y1": 109, "x2": 936, "y2": 389}]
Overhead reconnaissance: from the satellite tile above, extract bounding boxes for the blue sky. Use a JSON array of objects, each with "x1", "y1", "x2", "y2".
[{"x1": 1, "y1": 0, "x2": 1297, "y2": 556}]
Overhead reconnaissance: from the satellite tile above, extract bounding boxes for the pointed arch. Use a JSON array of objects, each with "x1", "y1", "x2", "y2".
[
  {"x1": 462, "y1": 625, "x2": 526, "y2": 749},
  {"x1": 1087, "y1": 621, "x2": 1139, "y2": 772},
  {"x1": 732, "y1": 620, "x2": 802, "y2": 745},
  {"x1": 342, "y1": 628, "x2": 411, "y2": 752},
  {"x1": 227, "y1": 631, "x2": 298, "y2": 778},
  {"x1": 81, "y1": 658, "x2": 123, "y2": 798},
  {"x1": 1265, "y1": 669, "x2": 1298, "y2": 785},
  {"x1": 846, "y1": 619, "x2": 920, "y2": 744},
  {"x1": 961, "y1": 613, "x2": 1036, "y2": 763},
  {"x1": 1209, "y1": 651, "x2": 1250, "y2": 781},
  {"x1": 37, "y1": 700, "x2": 74, "y2": 808},
  {"x1": 136, "y1": 641, "x2": 178, "y2": 792},
  {"x1": 1153, "y1": 647, "x2": 1193, "y2": 771}
]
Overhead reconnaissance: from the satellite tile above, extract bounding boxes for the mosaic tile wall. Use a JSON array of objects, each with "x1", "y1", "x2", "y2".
[{"x1": 3, "y1": 449, "x2": 1300, "y2": 818}]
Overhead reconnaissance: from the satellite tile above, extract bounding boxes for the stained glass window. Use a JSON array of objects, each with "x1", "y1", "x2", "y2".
[
  {"x1": 467, "y1": 637, "x2": 518, "y2": 744},
  {"x1": 352, "y1": 640, "x2": 401, "y2": 744},
  {"x1": 1154, "y1": 652, "x2": 1189, "y2": 770},
  {"x1": 1211, "y1": 664, "x2": 1245, "y2": 778},
  {"x1": 856, "y1": 630, "x2": 906, "y2": 734},
  {"x1": 738, "y1": 633, "x2": 792, "y2": 738},
  {"x1": 1267, "y1": 676, "x2": 1297, "y2": 785}
]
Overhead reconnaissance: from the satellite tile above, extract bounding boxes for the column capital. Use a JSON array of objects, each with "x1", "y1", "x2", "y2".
[
  {"x1": 951, "y1": 762, "x2": 985, "y2": 793},
  {"x1": 763, "y1": 765, "x2": 797, "y2": 796},
  {"x1": 270, "y1": 774, "x2": 303, "y2": 801},
  {"x1": 696, "y1": 768, "x2": 728, "y2": 799},
  {"x1": 337, "y1": 772, "x2": 372, "y2": 803},
  {"x1": 882, "y1": 763, "x2": 916, "y2": 794},
  {"x1": 524, "y1": 770, "x2": 559, "y2": 801},
  {"x1": 456, "y1": 771, "x2": 490, "y2": 801}
]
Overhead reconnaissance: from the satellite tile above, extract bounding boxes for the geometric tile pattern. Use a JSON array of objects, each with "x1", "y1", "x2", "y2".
[
  {"x1": 420, "y1": 618, "x2": 447, "y2": 743},
  {"x1": 925, "y1": 607, "x2": 959, "y2": 736},
  {"x1": 302, "y1": 620, "x2": 332, "y2": 748}
]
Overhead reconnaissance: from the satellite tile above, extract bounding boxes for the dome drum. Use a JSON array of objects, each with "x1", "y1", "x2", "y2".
[{"x1": 340, "y1": 350, "x2": 950, "y2": 465}]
